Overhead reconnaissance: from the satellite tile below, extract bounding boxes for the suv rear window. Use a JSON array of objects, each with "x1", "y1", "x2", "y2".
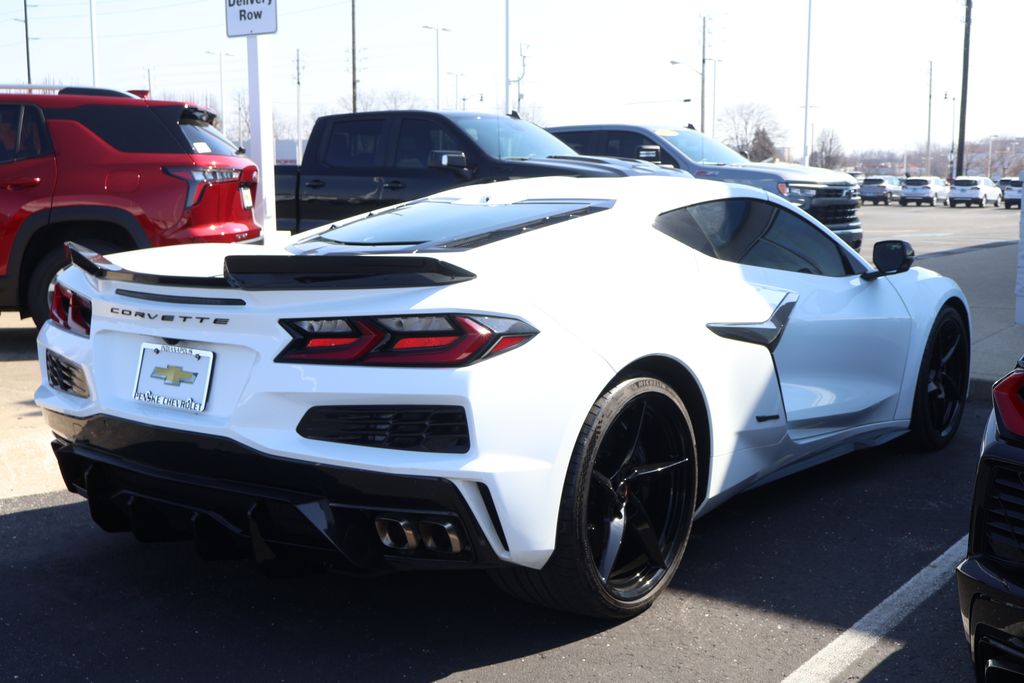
[
  {"x1": 47, "y1": 104, "x2": 184, "y2": 153},
  {"x1": 179, "y1": 116, "x2": 242, "y2": 156},
  {"x1": 863, "y1": 178, "x2": 884, "y2": 185},
  {"x1": 904, "y1": 178, "x2": 929, "y2": 186},
  {"x1": 954, "y1": 179, "x2": 979, "y2": 187},
  {"x1": 299, "y1": 198, "x2": 612, "y2": 251}
]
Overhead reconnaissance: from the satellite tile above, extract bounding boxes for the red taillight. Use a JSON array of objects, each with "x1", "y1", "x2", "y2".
[
  {"x1": 164, "y1": 166, "x2": 243, "y2": 209},
  {"x1": 277, "y1": 314, "x2": 537, "y2": 366},
  {"x1": 49, "y1": 282, "x2": 91, "y2": 337},
  {"x1": 994, "y1": 368, "x2": 1024, "y2": 441}
]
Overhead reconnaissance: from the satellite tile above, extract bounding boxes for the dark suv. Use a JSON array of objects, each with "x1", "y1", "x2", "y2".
[{"x1": 0, "y1": 86, "x2": 261, "y2": 325}]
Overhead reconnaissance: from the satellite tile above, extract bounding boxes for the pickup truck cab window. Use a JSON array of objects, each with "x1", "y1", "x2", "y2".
[
  {"x1": 395, "y1": 118, "x2": 461, "y2": 169},
  {"x1": 323, "y1": 118, "x2": 386, "y2": 168}
]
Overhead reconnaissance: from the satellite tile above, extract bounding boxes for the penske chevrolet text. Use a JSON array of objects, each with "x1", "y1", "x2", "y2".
[{"x1": 36, "y1": 175, "x2": 970, "y2": 618}]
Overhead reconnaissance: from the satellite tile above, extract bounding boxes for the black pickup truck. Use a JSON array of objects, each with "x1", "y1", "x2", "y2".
[{"x1": 275, "y1": 110, "x2": 686, "y2": 232}]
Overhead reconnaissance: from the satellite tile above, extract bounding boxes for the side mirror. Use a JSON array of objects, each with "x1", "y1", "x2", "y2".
[
  {"x1": 863, "y1": 240, "x2": 915, "y2": 280},
  {"x1": 636, "y1": 145, "x2": 662, "y2": 163},
  {"x1": 428, "y1": 150, "x2": 468, "y2": 171}
]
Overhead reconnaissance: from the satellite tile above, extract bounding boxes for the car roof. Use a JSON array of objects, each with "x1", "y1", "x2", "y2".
[{"x1": 0, "y1": 90, "x2": 202, "y2": 109}]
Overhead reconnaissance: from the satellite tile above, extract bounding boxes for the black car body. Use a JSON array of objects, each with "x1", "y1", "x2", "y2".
[
  {"x1": 547, "y1": 123, "x2": 862, "y2": 250},
  {"x1": 957, "y1": 359, "x2": 1024, "y2": 681}
]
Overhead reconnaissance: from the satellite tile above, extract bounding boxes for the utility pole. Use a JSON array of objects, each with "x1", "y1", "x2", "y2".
[
  {"x1": 926, "y1": 60, "x2": 933, "y2": 176},
  {"x1": 89, "y1": 0, "x2": 97, "y2": 85},
  {"x1": 802, "y1": 0, "x2": 813, "y2": 166},
  {"x1": 956, "y1": 0, "x2": 972, "y2": 176},
  {"x1": 351, "y1": 0, "x2": 357, "y2": 112},
  {"x1": 22, "y1": 0, "x2": 30, "y2": 83},
  {"x1": 700, "y1": 16, "x2": 706, "y2": 133}
]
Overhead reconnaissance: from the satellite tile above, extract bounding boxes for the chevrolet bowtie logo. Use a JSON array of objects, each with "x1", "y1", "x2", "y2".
[{"x1": 150, "y1": 365, "x2": 198, "y2": 386}]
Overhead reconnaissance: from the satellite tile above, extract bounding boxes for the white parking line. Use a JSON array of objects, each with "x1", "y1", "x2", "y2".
[{"x1": 782, "y1": 534, "x2": 968, "y2": 683}]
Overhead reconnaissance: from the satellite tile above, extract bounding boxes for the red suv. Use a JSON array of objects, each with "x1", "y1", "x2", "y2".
[{"x1": 0, "y1": 86, "x2": 261, "y2": 325}]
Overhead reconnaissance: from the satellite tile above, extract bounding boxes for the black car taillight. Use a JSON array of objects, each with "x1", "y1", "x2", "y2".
[
  {"x1": 49, "y1": 282, "x2": 91, "y2": 337},
  {"x1": 164, "y1": 166, "x2": 243, "y2": 208},
  {"x1": 277, "y1": 314, "x2": 538, "y2": 366},
  {"x1": 993, "y1": 365, "x2": 1024, "y2": 443}
]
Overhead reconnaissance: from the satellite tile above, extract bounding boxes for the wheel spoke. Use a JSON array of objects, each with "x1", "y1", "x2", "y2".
[
  {"x1": 938, "y1": 332, "x2": 960, "y2": 367},
  {"x1": 597, "y1": 500, "x2": 627, "y2": 581},
  {"x1": 625, "y1": 496, "x2": 667, "y2": 570},
  {"x1": 624, "y1": 457, "x2": 689, "y2": 483},
  {"x1": 611, "y1": 400, "x2": 648, "y2": 482},
  {"x1": 591, "y1": 470, "x2": 617, "y2": 499}
]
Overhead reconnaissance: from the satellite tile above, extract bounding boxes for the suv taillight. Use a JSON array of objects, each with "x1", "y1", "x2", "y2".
[
  {"x1": 49, "y1": 282, "x2": 91, "y2": 337},
  {"x1": 277, "y1": 314, "x2": 538, "y2": 366},
  {"x1": 164, "y1": 166, "x2": 244, "y2": 208},
  {"x1": 994, "y1": 365, "x2": 1024, "y2": 443}
]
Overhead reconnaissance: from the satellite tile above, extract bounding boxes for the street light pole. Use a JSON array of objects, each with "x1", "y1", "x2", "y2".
[
  {"x1": 22, "y1": 0, "x2": 31, "y2": 83},
  {"x1": 802, "y1": 0, "x2": 813, "y2": 166},
  {"x1": 700, "y1": 16, "x2": 706, "y2": 133},
  {"x1": 422, "y1": 25, "x2": 451, "y2": 110},
  {"x1": 988, "y1": 135, "x2": 996, "y2": 178}
]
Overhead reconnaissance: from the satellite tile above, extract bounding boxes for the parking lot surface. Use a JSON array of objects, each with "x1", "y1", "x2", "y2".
[{"x1": 1, "y1": 204, "x2": 1020, "y2": 681}]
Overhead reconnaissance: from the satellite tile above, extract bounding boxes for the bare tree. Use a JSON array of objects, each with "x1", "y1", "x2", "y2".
[
  {"x1": 811, "y1": 128, "x2": 844, "y2": 169},
  {"x1": 717, "y1": 103, "x2": 783, "y2": 154}
]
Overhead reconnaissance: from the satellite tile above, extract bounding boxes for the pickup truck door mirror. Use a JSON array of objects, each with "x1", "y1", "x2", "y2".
[
  {"x1": 429, "y1": 150, "x2": 468, "y2": 171},
  {"x1": 863, "y1": 239, "x2": 915, "y2": 280},
  {"x1": 636, "y1": 145, "x2": 662, "y2": 164}
]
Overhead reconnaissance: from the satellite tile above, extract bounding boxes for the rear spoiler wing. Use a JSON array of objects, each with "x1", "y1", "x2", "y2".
[{"x1": 65, "y1": 242, "x2": 476, "y2": 290}]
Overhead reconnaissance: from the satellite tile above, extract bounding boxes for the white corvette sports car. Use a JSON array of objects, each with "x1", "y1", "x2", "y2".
[{"x1": 36, "y1": 175, "x2": 970, "y2": 619}]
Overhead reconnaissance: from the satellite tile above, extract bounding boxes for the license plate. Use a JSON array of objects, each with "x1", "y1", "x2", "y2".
[
  {"x1": 240, "y1": 186, "x2": 253, "y2": 210},
  {"x1": 132, "y1": 343, "x2": 214, "y2": 414}
]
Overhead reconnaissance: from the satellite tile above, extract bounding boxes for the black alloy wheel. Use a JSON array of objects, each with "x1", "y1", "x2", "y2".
[
  {"x1": 490, "y1": 376, "x2": 697, "y2": 619},
  {"x1": 909, "y1": 306, "x2": 970, "y2": 450}
]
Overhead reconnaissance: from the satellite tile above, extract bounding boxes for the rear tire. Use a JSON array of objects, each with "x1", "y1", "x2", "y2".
[
  {"x1": 949, "y1": 200, "x2": 957, "y2": 208},
  {"x1": 979, "y1": 197, "x2": 987, "y2": 208},
  {"x1": 490, "y1": 376, "x2": 698, "y2": 619},
  {"x1": 883, "y1": 193, "x2": 891, "y2": 206},
  {"x1": 899, "y1": 199, "x2": 908, "y2": 206},
  {"x1": 27, "y1": 240, "x2": 118, "y2": 327},
  {"x1": 908, "y1": 306, "x2": 969, "y2": 451}
]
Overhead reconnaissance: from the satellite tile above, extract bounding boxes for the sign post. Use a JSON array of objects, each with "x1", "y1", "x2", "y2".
[{"x1": 226, "y1": 0, "x2": 279, "y2": 241}]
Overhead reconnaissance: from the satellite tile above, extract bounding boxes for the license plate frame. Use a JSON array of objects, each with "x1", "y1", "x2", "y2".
[{"x1": 132, "y1": 342, "x2": 214, "y2": 414}]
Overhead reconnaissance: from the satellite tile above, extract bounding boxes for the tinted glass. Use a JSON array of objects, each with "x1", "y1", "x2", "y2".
[
  {"x1": 304, "y1": 199, "x2": 609, "y2": 249},
  {"x1": 552, "y1": 131, "x2": 590, "y2": 154},
  {"x1": 322, "y1": 118, "x2": 385, "y2": 168},
  {"x1": 658, "y1": 127, "x2": 747, "y2": 164},
  {"x1": 180, "y1": 119, "x2": 242, "y2": 156},
  {"x1": 0, "y1": 105, "x2": 49, "y2": 162},
  {"x1": 394, "y1": 118, "x2": 461, "y2": 168},
  {"x1": 1011, "y1": 180, "x2": 1023, "y2": 188},
  {"x1": 863, "y1": 178, "x2": 884, "y2": 185},
  {"x1": 655, "y1": 198, "x2": 850, "y2": 277},
  {"x1": 605, "y1": 132, "x2": 650, "y2": 159},
  {"x1": 47, "y1": 104, "x2": 184, "y2": 153},
  {"x1": 953, "y1": 179, "x2": 979, "y2": 187},
  {"x1": 449, "y1": 113, "x2": 574, "y2": 159},
  {"x1": 904, "y1": 178, "x2": 928, "y2": 186}
]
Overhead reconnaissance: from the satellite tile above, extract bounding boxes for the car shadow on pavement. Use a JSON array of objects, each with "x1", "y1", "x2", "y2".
[
  {"x1": 0, "y1": 323, "x2": 37, "y2": 361},
  {"x1": 0, "y1": 495, "x2": 608, "y2": 681}
]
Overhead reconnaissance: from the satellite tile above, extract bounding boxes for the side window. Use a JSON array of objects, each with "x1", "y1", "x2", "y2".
[
  {"x1": 0, "y1": 104, "x2": 49, "y2": 162},
  {"x1": 605, "y1": 131, "x2": 650, "y2": 160},
  {"x1": 655, "y1": 199, "x2": 852, "y2": 277},
  {"x1": 394, "y1": 118, "x2": 460, "y2": 169},
  {"x1": 742, "y1": 207, "x2": 849, "y2": 276},
  {"x1": 552, "y1": 131, "x2": 589, "y2": 154},
  {"x1": 322, "y1": 118, "x2": 385, "y2": 168}
]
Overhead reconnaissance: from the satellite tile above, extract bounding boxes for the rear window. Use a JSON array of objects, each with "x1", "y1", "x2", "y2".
[
  {"x1": 47, "y1": 104, "x2": 184, "y2": 153},
  {"x1": 904, "y1": 178, "x2": 929, "y2": 186},
  {"x1": 299, "y1": 198, "x2": 612, "y2": 251},
  {"x1": 954, "y1": 179, "x2": 979, "y2": 187},
  {"x1": 179, "y1": 111, "x2": 242, "y2": 156},
  {"x1": 863, "y1": 178, "x2": 884, "y2": 185},
  {"x1": 1010, "y1": 180, "x2": 1023, "y2": 188}
]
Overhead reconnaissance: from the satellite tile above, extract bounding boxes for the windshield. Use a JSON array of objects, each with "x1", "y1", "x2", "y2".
[
  {"x1": 656, "y1": 128, "x2": 747, "y2": 165},
  {"x1": 300, "y1": 198, "x2": 609, "y2": 250},
  {"x1": 953, "y1": 179, "x2": 979, "y2": 187},
  {"x1": 904, "y1": 179, "x2": 929, "y2": 186},
  {"x1": 449, "y1": 114, "x2": 575, "y2": 160}
]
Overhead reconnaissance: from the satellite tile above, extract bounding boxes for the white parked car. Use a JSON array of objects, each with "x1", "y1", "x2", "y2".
[
  {"x1": 1001, "y1": 177, "x2": 1022, "y2": 209},
  {"x1": 36, "y1": 175, "x2": 970, "y2": 619},
  {"x1": 949, "y1": 176, "x2": 1002, "y2": 207},
  {"x1": 899, "y1": 176, "x2": 950, "y2": 206},
  {"x1": 860, "y1": 175, "x2": 903, "y2": 205}
]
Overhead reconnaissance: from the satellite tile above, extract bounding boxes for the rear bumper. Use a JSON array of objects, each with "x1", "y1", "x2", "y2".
[
  {"x1": 45, "y1": 410, "x2": 505, "y2": 572},
  {"x1": 956, "y1": 556, "x2": 1024, "y2": 679}
]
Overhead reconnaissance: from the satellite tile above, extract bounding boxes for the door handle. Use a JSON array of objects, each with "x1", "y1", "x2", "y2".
[
  {"x1": 382, "y1": 180, "x2": 405, "y2": 190},
  {"x1": 304, "y1": 179, "x2": 325, "y2": 189},
  {"x1": 1, "y1": 177, "x2": 41, "y2": 190}
]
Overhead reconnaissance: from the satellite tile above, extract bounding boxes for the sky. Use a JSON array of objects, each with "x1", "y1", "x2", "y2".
[{"x1": 0, "y1": 0, "x2": 1019, "y2": 158}]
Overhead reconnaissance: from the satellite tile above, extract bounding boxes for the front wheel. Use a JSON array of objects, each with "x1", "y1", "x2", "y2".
[
  {"x1": 490, "y1": 376, "x2": 698, "y2": 619},
  {"x1": 899, "y1": 199, "x2": 908, "y2": 207},
  {"x1": 949, "y1": 200, "x2": 957, "y2": 208},
  {"x1": 979, "y1": 197, "x2": 987, "y2": 208},
  {"x1": 908, "y1": 306, "x2": 970, "y2": 450}
]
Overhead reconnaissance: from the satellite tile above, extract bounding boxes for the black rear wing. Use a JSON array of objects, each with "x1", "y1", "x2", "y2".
[{"x1": 65, "y1": 242, "x2": 476, "y2": 290}]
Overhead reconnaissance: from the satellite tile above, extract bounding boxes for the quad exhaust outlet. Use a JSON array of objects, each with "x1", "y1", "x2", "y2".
[{"x1": 374, "y1": 516, "x2": 464, "y2": 554}]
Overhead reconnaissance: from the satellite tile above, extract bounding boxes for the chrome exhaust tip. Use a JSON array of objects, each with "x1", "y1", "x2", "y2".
[
  {"x1": 374, "y1": 517, "x2": 418, "y2": 550},
  {"x1": 418, "y1": 519, "x2": 464, "y2": 554}
]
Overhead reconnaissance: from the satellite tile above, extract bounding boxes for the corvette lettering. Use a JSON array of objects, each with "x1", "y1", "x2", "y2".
[{"x1": 110, "y1": 307, "x2": 228, "y2": 325}]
